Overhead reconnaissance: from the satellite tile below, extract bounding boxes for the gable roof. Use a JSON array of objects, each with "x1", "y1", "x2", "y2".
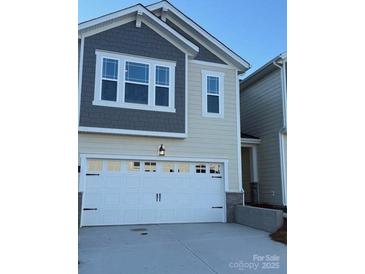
[
  {"x1": 78, "y1": 3, "x2": 199, "y2": 56},
  {"x1": 147, "y1": 0, "x2": 250, "y2": 73},
  {"x1": 240, "y1": 52, "x2": 286, "y2": 90}
]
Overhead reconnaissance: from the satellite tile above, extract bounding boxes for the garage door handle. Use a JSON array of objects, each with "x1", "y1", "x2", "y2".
[
  {"x1": 212, "y1": 176, "x2": 222, "y2": 178},
  {"x1": 83, "y1": 208, "x2": 97, "y2": 211},
  {"x1": 212, "y1": 206, "x2": 223, "y2": 209},
  {"x1": 158, "y1": 193, "x2": 161, "y2": 202},
  {"x1": 86, "y1": 173, "x2": 100, "y2": 176},
  {"x1": 156, "y1": 193, "x2": 158, "y2": 202}
]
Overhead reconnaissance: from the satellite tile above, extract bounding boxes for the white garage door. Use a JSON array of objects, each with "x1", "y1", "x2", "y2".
[{"x1": 81, "y1": 158, "x2": 225, "y2": 226}]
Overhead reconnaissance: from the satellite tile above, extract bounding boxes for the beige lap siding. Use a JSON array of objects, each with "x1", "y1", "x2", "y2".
[{"x1": 78, "y1": 61, "x2": 240, "y2": 191}]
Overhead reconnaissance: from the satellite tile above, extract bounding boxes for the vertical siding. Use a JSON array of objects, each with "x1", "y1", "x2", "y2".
[
  {"x1": 79, "y1": 61, "x2": 240, "y2": 191},
  {"x1": 240, "y1": 69, "x2": 284, "y2": 205}
]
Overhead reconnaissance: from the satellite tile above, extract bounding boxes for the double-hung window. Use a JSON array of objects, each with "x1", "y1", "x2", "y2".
[
  {"x1": 94, "y1": 50, "x2": 175, "y2": 112},
  {"x1": 101, "y1": 58, "x2": 119, "y2": 101},
  {"x1": 155, "y1": 66, "x2": 170, "y2": 106},
  {"x1": 125, "y1": 61, "x2": 149, "y2": 104},
  {"x1": 201, "y1": 70, "x2": 224, "y2": 118}
]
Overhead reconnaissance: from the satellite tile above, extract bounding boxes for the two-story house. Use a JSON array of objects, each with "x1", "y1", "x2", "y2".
[
  {"x1": 240, "y1": 53, "x2": 287, "y2": 207},
  {"x1": 78, "y1": 1, "x2": 250, "y2": 226}
]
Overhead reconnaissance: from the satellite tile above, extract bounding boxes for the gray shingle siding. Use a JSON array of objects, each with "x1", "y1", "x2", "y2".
[
  {"x1": 79, "y1": 21, "x2": 186, "y2": 133},
  {"x1": 240, "y1": 69, "x2": 284, "y2": 205},
  {"x1": 165, "y1": 19, "x2": 226, "y2": 64}
]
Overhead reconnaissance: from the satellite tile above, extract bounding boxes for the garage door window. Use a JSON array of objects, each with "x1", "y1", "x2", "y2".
[
  {"x1": 195, "y1": 164, "x2": 206, "y2": 173},
  {"x1": 128, "y1": 161, "x2": 140, "y2": 172},
  {"x1": 209, "y1": 164, "x2": 221, "y2": 174},
  {"x1": 144, "y1": 162, "x2": 156, "y2": 172},
  {"x1": 107, "y1": 160, "x2": 121, "y2": 172},
  {"x1": 177, "y1": 163, "x2": 189, "y2": 173},
  {"x1": 163, "y1": 163, "x2": 175, "y2": 173},
  {"x1": 88, "y1": 159, "x2": 103, "y2": 172}
]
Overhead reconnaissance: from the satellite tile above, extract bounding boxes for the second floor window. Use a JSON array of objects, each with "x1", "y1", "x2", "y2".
[
  {"x1": 101, "y1": 58, "x2": 118, "y2": 101},
  {"x1": 94, "y1": 50, "x2": 176, "y2": 113},
  {"x1": 201, "y1": 70, "x2": 224, "y2": 118},
  {"x1": 125, "y1": 62, "x2": 149, "y2": 104}
]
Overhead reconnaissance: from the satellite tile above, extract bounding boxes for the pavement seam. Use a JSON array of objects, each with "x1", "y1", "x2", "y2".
[{"x1": 156, "y1": 225, "x2": 219, "y2": 274}]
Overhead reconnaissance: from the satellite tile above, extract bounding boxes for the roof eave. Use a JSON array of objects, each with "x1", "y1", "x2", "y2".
[
  {"x1": 78, "y1": 3, "x2": 199, "y2": 56},
  {"x1": 147, "y1": 1, "x2": 250, "y2": 71}
]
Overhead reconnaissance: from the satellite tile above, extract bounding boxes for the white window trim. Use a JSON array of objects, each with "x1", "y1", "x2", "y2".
[
  {"x1": 93, "y1": 50, "x2": 176, "y2": 113},
  {"x1": 201, "y1": 70, "x2": 224, "y2": 118}
]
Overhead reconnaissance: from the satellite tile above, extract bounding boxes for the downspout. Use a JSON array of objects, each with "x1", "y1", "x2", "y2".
[
  {"x1": 273, "y1": 56, "x2": 286, "y2": 129},
  {"x1": 273, "y1": 55, "x2": 287, "y2": 206}
]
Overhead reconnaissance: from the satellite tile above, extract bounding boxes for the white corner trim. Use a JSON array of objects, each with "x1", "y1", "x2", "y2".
[
  {"x1": 278, "y1": 132, "x2": 287, "y2": 206},
  {"x1": 78, "y1": 35, "x2": 85, "y2": 125},
  {"x1": 185, "y1": 54, "x2": 188, "y2": 135},
  {"x1": 201, "y1": 70, "x2": 224, "y2": 119},
  {"x1": 189, "y1": 59, "x2": 235, "y2": 70},
  {"x1": 146, "y1": 2, "x2": 250, "y2": 69},
  {"x1": 235, "y1": 70, "x2": 243, "y2": 196},
  {"x1": 78, "y1": 126, "x2": 187, "y2": 138}
]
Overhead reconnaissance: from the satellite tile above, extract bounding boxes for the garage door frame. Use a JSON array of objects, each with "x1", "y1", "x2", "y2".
[{"x1": 79, "y1": 153, "x2": 229, "y2": 226}]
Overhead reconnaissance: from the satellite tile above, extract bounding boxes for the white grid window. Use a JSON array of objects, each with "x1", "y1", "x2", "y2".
[
  {"x1": 202, "y1": 70, "x2": 224, "y2": 118},
  {"x1": 94, "y1": 51, "x2": 176, "y2": 113},
  {"x1": 195, "y1": 164, "x2": 206, "y2": 174},
  {"x1": 144, "y1": 162, "x2": 157, "y2": 172}
]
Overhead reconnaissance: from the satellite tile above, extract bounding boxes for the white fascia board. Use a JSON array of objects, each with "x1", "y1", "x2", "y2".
[
  {"x1": 79, "y1": 126, "x2": 187, "y2": 138},
  {"x1": 78, "y1": 5, "x2": 140, "y2": 30},
  {"x1": 78, "y1": 4, "x2": 199, "y2": 56},
  {"x1": 147, "y1": 2, "x2": 250, "y2": 70}
]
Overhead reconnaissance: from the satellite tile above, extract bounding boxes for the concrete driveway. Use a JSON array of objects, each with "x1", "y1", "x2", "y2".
[{"x1": 79, "y1": 223, "x2": 286, "y2": 274}]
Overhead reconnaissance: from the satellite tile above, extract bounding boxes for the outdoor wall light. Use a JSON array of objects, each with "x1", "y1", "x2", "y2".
[{"x1": 158, "y1": 144, "x2": 165, "y2": 156}]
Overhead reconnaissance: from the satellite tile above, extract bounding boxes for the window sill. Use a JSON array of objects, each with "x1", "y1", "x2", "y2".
[
  {"x1": 93, "y1": 100, "x2": 176, "y2": 113},
  {"x1": 202, "y1": 112, "x2": 224, "y2": 119}
]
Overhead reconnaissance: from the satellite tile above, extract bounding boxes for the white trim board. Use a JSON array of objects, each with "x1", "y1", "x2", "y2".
[
  {"x1": 189, "y1": 59, "x2": 235, "y2": 70},
  {"x1": 241, "y1": 138, "x2": 262, "y2": 145},
  {"x1": 78, "y1": 36, "x2": 85, "y2": 125},
  {"x1": 78, "y1": 126, "x2": 187, "y2": 138},
  {"x1": 235, "y1": 69, "x2": 243, "y2": 194}
]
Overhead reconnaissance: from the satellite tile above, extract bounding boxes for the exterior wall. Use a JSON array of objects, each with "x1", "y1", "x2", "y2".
[
  {"x1": 79, "y1": 21, "x2": 186, "y2": 133},
  {"x1": 226, "y1": 192, "x2": 243, "y2": 223},
  {"x1": 240, "y1": 69, "x2": 284, "y2": 205},
  {"x1": 165, "y1": 19, "x2": 226, "y2": 65},
  {"x1": 79, "y1": 61, "x2": 240, "y2": 192}
]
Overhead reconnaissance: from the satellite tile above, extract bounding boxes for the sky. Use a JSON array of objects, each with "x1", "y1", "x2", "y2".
[{"x1": 79, "y1": 0, "x2": 287, "y2": 76}]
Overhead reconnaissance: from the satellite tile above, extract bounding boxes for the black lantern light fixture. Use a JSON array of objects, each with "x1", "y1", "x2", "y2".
[{"x1": 158, "y1": 144, "x2": 165, "y2": 156}]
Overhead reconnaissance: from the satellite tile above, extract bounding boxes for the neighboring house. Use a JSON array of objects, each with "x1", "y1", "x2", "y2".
[
  {"x1": 78, "y1": 1, "x2": 250, "y2": 226},
  {"x1": 240, "y1": 53, "x2": 287, "y2": 207}
]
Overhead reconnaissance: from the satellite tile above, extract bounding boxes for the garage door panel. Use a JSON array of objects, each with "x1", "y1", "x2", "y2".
[
  {"x1": 122, "y1": 209, "x2": 139, "y2": 224},
  {"x1": 83, "y1": 193, "x2": 102, "y2": 208},
  {"x1": 82, "y1": 158, "x2": 225, "y2": 226},
  {"x1": 103, "y1": 194, "x2": 120, "y2": 208}
]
